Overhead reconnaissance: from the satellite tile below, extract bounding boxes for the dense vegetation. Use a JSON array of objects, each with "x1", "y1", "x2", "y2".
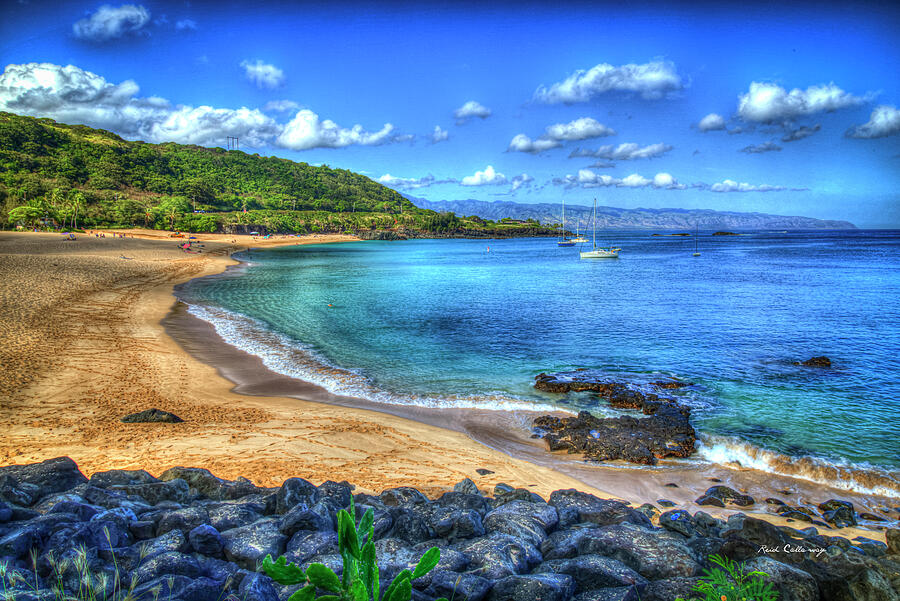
[{"x1": 0, "y1": 112, "x2": 553, "y2": 237}]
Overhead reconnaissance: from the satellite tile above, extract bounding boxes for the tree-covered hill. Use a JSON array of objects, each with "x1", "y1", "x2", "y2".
[{"x1": 0, "y1": 112, "x2": 554, "y2": 238}]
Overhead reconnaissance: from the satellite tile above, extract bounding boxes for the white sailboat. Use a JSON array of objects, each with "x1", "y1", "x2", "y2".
[
  {"x1": 580, "y1": 199, "x2": 620, "y2": 259},
  {"x1": 571, "y1": 210, "x2": 588, "y2": 243},
  {"x1": 692, "y1": 224, "x2": 701, "y2": 256},
  {"x1": 558, "y1": 198, "x2": 575, "y2": 247}
]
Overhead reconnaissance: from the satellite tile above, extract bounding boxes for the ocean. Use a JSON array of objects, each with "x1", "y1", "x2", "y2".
[{"x1": 175, "y1": 230, "x2": 900, "y2": 497}]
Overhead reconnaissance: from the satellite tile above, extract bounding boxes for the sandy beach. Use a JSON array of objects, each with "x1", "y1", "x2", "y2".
[
  {"x1": 0, "y1": 229, "x2": 611, "y2": 501},
  {"x1": 0, "y1": 229, "x2": 891, "y2": 543}
]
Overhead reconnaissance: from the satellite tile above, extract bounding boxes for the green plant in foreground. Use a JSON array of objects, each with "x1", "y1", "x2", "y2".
[
  {"x1": 262, "y1": 498, "x2": 448, "y2": 601},
  {"x1": 676, "y1": 554, "x2": 778, "y2": 601}
]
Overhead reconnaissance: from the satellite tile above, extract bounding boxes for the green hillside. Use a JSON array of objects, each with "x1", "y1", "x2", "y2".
[{"x1": 0, "y1": 112, "x2": 553, "y2": 238}]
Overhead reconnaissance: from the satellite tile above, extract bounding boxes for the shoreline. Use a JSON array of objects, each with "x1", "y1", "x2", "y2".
[{"x1": 0, "y1": 229, "x2": 894, "y2": 543}]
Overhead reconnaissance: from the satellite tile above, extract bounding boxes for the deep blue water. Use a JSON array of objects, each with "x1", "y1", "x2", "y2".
[{"x1": 177, "y1": 231, "x2": 900, "y2": 489}]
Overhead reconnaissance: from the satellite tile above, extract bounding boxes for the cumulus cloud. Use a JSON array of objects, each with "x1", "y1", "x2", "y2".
[
  {"x1": 555, "y1": 170, "x2": 684, "y2": 189},
  {"x1": 508, "y1": 118, "x2": 615, "y2": 154},
  {"x1": 263, "y1": 100, "x2": 300, "y2": 113},
  {"x1": 377, "y1": 174, "x2": 455, "y2": 190},
  {"x1": 175, "y1": 19, "x2": 197, "y2": 30},
  {"x1": 698, "y1": 113, "x2": 726, "y2": 132},
  {"x1": 461, "y1": 165, "x2": 507, "y2": 186},
  {"x1": 545, "y1": 117, "x2": 616, "y2": 140},
  {"x1": 709, "y1": 179, "x2": 788, "y2": 192},
  {"x1": 73, "y1": 4, "x2": 151, "y2": 42},
  {"x1": 569, "y1": 142, "x2": 672, "y2": 161},
  {"x1": 277, "y1": 109, "x2": 394, "y2": 150},
  {"x1": 737, "y1": 82, "x2": 867, "y2": 123},
  {"x1": 453, "y1": 100, "x2": 491, "y2": 124},
  {"x1": 431, "y1": 125, "x2": 449, "y2": 143},
  {"x1": 782, "y1": 124, "x2": 821, "y2": 142},
  {"x1": 510, "y1": 173, "x2": 534, "y2": 191},
  {"x1": 846, "y1": 105, "x2": 900, "y2": 139},
  {"x1": 507, "y1": 134, "x2": 561, "y2": 154},
  {"x1": 0, "y1": 62, "x2": 281, "y2": 148},
  {"x1": 241, "y1": 60, "x2": 285, "y2": 89},
  {"x1": 534, "y1": 60, "x2": 683, "y2": 103},
  {"x1": 740, "y1": 141, "x2": 782, "y2": 153}
]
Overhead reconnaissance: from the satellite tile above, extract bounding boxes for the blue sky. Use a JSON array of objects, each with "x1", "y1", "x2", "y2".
[{"x1": 1, "y1": 1, "x2": 899, "y2": 227}]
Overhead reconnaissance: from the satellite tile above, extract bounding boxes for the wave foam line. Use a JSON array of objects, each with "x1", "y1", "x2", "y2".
[
  {"x1": 698, "y1": 434, "x2": 900, "y2": 499},
  {"x1": 186, "y1": 303, "x2": 573, "y2": 415}
]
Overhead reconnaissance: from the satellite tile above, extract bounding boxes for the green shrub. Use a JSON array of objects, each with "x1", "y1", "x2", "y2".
[
  {"x1": 261, "y1": 498, "x2": 447, "y2": 601},
  {"x1": 676, "y1": 554, "x2": 778, "y2": 601}
]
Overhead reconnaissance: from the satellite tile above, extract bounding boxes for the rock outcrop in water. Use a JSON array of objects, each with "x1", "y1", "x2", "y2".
[
  {"x1": 796, "y1": 356, "x2": 832, "y2": 367},
  {"x1": 532, "y1": 372, "x2": 696, "y2": 465},
  {"x1": 0, "y1": 457, "x2": 898, "y2": 601}
]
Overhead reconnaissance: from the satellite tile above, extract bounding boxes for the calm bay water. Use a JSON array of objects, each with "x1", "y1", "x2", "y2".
[{"x1": 177, "y1": 231, "x2": 900, "y2": 491}]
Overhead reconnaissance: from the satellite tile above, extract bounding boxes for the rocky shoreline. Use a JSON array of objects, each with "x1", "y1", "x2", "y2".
[{"x1": 1, "y1": 457, "x2": 899, "y2": 601}]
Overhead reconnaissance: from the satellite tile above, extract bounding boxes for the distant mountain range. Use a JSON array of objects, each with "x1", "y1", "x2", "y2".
[{"x1": 404, "y1": 196, "x2": 856, "y2": 230}]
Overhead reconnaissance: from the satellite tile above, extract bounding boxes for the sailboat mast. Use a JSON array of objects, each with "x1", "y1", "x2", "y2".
[{"x1": 592, "y1": 198, "x2": 597, "y2": 249}]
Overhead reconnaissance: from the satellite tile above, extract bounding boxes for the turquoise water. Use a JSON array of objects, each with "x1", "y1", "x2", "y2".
[{"x1": 177, "y1": 231, "x2": 900, "y2": 492}]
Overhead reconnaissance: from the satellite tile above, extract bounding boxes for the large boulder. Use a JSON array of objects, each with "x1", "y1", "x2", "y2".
[
  {"x1": 487, "y1": 573, "x2": 575, "y2": 601},
  {"x1": 207, "y1": 500, "x2": 265, "y2": 531},
  {"x1": 89, "y1": 469, "x2": 159, "y2": 488},
  {"x1": 121, "y1": 408, "x2": 183, "y2": 423},
  {"x1": 549, "y1": 490, "x2": 650, "y2": 528},
  {"x1": 577, "y1": 522, "x2": 701, "y2": 580},
  {"x1": 156, "y1": 506, "x2": 210, "y2": 536},
  {"x1": 159, "y1": 467, "x2": 260, "y2": 501},
  {"x1": 276, "y1": 477, "x2": 317, "y2": 514},
  {"x1": 133, "y1": 551, "x2": 201, "y2": 584},
  {"x1": 284, "y1": 531, "x2": 338, "y2": 565},
  {"x1": 220, "y1": 518, "x2": 287, "y2": 570},
  {"x1": 109, "y1": 479, "x2": 191, "y2": 505},
  {"x1": 425, "y1": 570, "x2": 493, "y2": 601},
  {"x1": 483, "y1": 501, "x2": 559, "y2": 547},
  {"x1": 0, "y1": 457, "x2": 87, "y2": 502},
  {"x1": 455, "y1": 533, "x2": 543, "y2": 580},
  {"x1": 744, "y1": 557, "x2": 818, "y2": 601},
  {"x1": 535, "y1": 554, "x2": 648, "y2": 593}
]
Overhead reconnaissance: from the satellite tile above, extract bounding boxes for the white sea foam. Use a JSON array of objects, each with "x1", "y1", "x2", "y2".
[
  {"x1": 698, "y1": 433, "x2": 900, "y2": 498},
  {"x1": 186, "y1": 303, "x2": 573, "y2": 415}
]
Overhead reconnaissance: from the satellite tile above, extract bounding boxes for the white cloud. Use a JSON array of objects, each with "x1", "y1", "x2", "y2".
[
  {"x1": 510, "y1": 173, "x2": 534, "y2": 191},
  {"x1": 0, "y1": 62, "x2": 279, "y2": 147},
  {"x1": 741, "y1": 141, "x2": 782, "y2": 153},
  {"x1": 534, "y1": 60, "x2": 683, "y2": 103},
  {"x1": 240, "y1": 60, "x2": 285, "y2": 89},
  {"x1": 277, "y1": 109, "x2": 394, "y2": 150},
  {"x1": 461, "y1": 165, "x2": 507, "y2": 186},
  {"x1": 73, "y1": 4, "x2": 150, "y2": 42},
  {"x1": 698, "y1": 113, "x2": 726, "y2": 132},
  {"x1": 507, "y1": 134, "x2": 561, "y2": 154},
  {"x1": 709, "y1": 179, "x2": 787, "y2": 192},
  {"x1": 544, "y1": 117, "x2": 616, "y2": 141},
  {"x1": 175, "y1": 19, "x2": 197, "y2": 30},
  {"x1": 509, "y1": 118, "x2": 615, "y2": 154},
  {"x1": 846, "y1": 105, "x2": 900, "y2": 139},
  {"x1": 431, "y1": 125, "x2": 449, "y2": 143},
  {"x1": 453, "y1": 100, "x2": 491, "y2": 124},
  {"x1": 737, "y1": 82, "x2": 867, "y2": 123},
  {"x1": 263, "y1": 100, "x2": 300, "y2": 113},
  {"x1": 557, "y1": 170, "x2": 684, "y2": 189},
  {"x1": 147, "y1": 105, "x2": 281, "y2": 147},
  {"x1": 569, "y1": 142, "x2": 672, "y2": 161},
  {"x1": 379, "y1": 174, "x2": 436, "y2": 190}
]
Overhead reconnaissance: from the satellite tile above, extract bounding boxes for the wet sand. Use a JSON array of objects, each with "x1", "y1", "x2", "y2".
[{"x1": 1, "y1": 229, "x2": 893, "y2": 543}]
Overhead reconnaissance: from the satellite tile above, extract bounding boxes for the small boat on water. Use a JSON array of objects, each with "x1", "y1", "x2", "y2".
[
  {"x1": 571, "y1": 216, "x2": 588, "y2": 243},
  {"x1": 558, "y1": 198, "x2": 576, "y2": 246},
  {"x1": 580, "y1": 199, "x2": 620, "y2": 259},
  {"x1": 693, "y1": 224, "x2": 701, "y2": 256}
]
